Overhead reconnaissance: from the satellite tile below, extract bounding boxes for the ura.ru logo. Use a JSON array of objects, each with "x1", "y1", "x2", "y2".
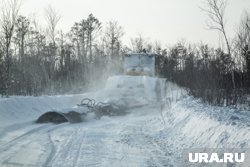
[{"x1": 189, "y1": 153, "x2": 245, "y2": 163}]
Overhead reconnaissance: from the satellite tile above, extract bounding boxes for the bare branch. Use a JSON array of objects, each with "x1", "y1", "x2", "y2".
[
  {"x1": 44, "y1": 5, "x2": 61, "y2": 45},
  {"x1": 201, "y1": 0, "x2": 235, "y2": 88}
]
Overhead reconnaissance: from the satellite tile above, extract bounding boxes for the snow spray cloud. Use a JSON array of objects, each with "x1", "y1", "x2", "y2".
[
  {"x1": 85, "y1": 53, "x2": 123, "y2": 91},
  {"x1": 182, "y1": 148, "x2": 250, "y2": 167}
]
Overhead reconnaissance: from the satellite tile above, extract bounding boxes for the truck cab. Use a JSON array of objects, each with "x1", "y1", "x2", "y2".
[{"x1": 123, "y1": 53, "x2": 156, "y2": 77}]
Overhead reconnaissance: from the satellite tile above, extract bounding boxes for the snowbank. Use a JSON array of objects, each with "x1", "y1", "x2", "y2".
[
  {"x1": 0, "y1": 94, "x2": 86, "y2": 127},
  {"x1": 162, "y1": 96, "x2": 250, "y2": 148}
]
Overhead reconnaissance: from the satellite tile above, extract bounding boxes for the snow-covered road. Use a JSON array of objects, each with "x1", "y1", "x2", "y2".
[
  {"x1": 0, "y1": 103, "x2": 171, "y2": 166},
  {"x1": 0, "y1": 81, "x2": 250, "y2": 167}
]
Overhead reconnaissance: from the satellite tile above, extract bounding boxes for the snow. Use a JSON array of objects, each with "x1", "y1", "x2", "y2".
[
  {"x1": 104, "y1": 75, "x2": 166, "y2": 102},
  {"x1": 0, "y1": 94, "x2": 88, "y2": 128},
  {"x1": 0, "y1": 78, "x2": 250, "y2": 166}
]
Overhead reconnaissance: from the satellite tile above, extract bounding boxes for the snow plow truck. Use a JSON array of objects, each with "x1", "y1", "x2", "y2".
[
  {"x1": 36, "y1": 53, "x2": 166, "y2": 124},
  {"x1": 105, "y1": 53, "x2": 166, "y2": 101}
]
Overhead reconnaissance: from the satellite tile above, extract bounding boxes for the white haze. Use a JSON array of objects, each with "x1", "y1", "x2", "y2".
[{"x1": 19, "y1": 0, "x2": 250, "y2": 47}]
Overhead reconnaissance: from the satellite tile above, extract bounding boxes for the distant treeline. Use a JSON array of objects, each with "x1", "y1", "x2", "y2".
[
  {"x1": 0, "y1": 0, "x2": 250, "y2": 109},
  {"x1": 0, "y1": 13, "x2": 126, "y2": 96},
  {"x1": 156, "y1": 43, "x2": 250, "y2": 108}
]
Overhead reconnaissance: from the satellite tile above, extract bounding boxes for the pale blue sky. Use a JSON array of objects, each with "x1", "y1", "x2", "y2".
[{"x1": 19, "y1": 0, "x2": 250, "y2": 47}]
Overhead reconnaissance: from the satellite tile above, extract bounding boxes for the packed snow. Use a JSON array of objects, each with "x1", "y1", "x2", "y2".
[{"x1": 0, "y1": 78, "x2": 250, "y2": 167}]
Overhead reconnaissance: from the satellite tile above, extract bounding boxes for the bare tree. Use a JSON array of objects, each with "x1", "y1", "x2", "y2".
[
  {"x1": 236, "y1": 11, "x2": 250, "y2": 51},
  {"x1": 44, "y1": 5, "x2": 61, "y2": 91},
  {"x1": 70, "y1": 22, "x2": 82, "y2": 59},
  {"x1": 14, "y1": 15, "x2": 30, "y2": 60},
  {"x1": 85, "y1": 14, "x2": 101, "y2": 62},
  {"x1": 0, "y1": 0, "x2": 22, "y2": 95},
  {"x1": 104, "y1": 20, "x2": 124, "y2": 59},
  {"x1": 236, "y1": 11, "x2": 250, "y2": 73},
  {"x1": 201, "y1": 0, "x2": 235, "y2": 89},
  {"x1": 130, "y1": 34, "x2": 146, "y2": 53},
  {"x1": 71, "y1": 19, "x2": 88, "y2": 64},
  {"x1": 44, "y1": 5, "x2": 61, "y2": 46}
]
